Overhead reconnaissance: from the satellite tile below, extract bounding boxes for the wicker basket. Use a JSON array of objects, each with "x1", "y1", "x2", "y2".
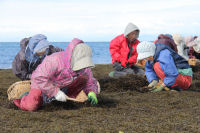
[
  {"x1": 67, "y1": 90, "x2": 88, "y2": 102},
  {"x1": 7, "y1": 80, "x2": 31, "y2": 100}
]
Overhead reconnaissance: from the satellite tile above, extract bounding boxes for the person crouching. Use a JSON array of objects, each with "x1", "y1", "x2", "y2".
[
  {"x1": 13, "y1": 38, "x2": 99, "y2": 111},
  {"x1": 136, "y1": 41, "x2": 193, "y2": 92}
]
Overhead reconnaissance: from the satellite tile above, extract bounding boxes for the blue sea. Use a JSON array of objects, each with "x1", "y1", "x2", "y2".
[{"x1": 0, "y1": 42, "x2": 112, "y2": 69}]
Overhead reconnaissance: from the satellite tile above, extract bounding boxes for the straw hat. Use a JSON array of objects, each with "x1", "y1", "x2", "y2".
[{"x1": 7, "y1": 80, "x2": 31, "y2": 100}]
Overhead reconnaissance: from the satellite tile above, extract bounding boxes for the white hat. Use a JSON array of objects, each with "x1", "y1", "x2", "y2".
[
  {"x1": 172, "y1": 34, "x2": 183, "y2": 45},
  {"x1": 136, "y1": 41, "x2": 156, "y2": 60},
  {"x1": 184, "y1": 36, "x2": 195, "y2": 47},
  {"x1": 193, "y1": 37, "x2": 200, "y2": 53},
  {"x1": 124, "y1": 22, "x2": 140, "y2": 37},
  {"x1": 71, "y1": 43, "x2": 94, "y2": 71}
]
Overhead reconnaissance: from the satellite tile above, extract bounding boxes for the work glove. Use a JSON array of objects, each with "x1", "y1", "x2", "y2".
[
  {"x1": 88, "y1": 91, "x2": 98, "y2": 106},
  {"x1": 151, "y1": 84, "x2": 165, "y2": 92},
  {"x1": 128, "y1": 58, "x2": 135, "y2": 64},
  {"x1": 55, "y1": 90, "x2": 67, "y2": 102},
  {"x1": 148, "y1": 80, "x2": 158, "y2": 90},
  {"x1": 121, "y1": 60, "x2": 127, "y2": 67}
]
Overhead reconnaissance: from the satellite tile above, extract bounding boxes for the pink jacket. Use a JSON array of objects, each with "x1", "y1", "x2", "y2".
[{"x1": 31, "y1": 38, "x2": 98, "y2": 98}]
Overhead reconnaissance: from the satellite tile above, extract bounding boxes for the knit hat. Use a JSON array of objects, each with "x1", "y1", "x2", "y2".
[
  {"x1": 193, "y1": 37, "x2": 200, "y2": 53},
  {"x1": 184, "y1": 36, "x2": 195, "y2": 47},
  {"x1": 124, "y1": 22, "x2": 140, "y2": 37},
  {"x1": 165, "y1": 34, "x2": 173, "y2": 39},
  {"x1": 136, "y1": 41, "x2": 156, "y2": 60},
  {"x1": 71, "y1": 43, "x2": 94, "y2": 71},
  {"x1": 172, "y1": 34, "x2": 183, "y2": 45}
]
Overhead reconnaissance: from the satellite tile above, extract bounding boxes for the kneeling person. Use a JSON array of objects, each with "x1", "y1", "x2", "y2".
[{"x1": 13, "y1": 38, "x2": 99, "y2": 111}]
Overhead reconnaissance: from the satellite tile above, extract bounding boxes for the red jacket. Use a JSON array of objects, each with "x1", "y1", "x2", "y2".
[{"x1": 109, "y1": 34, "x2": 140, "y2": 66}]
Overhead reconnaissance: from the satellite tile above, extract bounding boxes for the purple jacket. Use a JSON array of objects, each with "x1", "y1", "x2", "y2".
[{"x1": 31, "y1": 38, "x2": 98, "y2": 98}]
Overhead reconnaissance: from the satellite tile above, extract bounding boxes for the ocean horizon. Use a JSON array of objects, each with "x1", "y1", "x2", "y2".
[{"x1": 0, "y1": 42, "x2": 112, "y2": 69}]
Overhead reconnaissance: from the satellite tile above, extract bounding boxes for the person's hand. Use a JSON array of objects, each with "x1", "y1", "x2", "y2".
[
  {"x1": 151, "y1": 84, "x2": 165, "y2": 92},
  {"x1": 147, "y1": 80, "x2": 158, "y2": 90},
  {"x1": 88, "y1": 91, "x2": 98, "y2": 105},
  {"x1": 128, "y1": 58, "x2": 135, "y2": 64},
  {"x1": 121, "y1": 60, "x2": 127, "y2": 67},
  {"x1": 55, "y1": 90, "x2": 67, "y2": 102}
]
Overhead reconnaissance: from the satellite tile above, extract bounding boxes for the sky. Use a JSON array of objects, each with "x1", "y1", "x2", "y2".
[{"x1": 0, "y1": 0, "x2": 200, "y2": 42}]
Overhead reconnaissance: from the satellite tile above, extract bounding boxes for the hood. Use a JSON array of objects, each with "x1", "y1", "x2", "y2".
[
  {"x1": 157, "y1": 34, "x2": 178, "y2": 52},
  {"x1": 184, "y1": 36, "x2": 195, "y2": 47},
  {"x1": 158, "y1": 34, "x2": 171, "y2": 40},
  {"x1": 25, "y1": 34, "x2": 50, "y2": 63},
  {"x1": 172, "y1": 34, "x2": 183, "y2": 45},
  {"x1": 19, "y1": 37, "x2": 30, "y2": 50},
  {"x1": 124, "y1": 23, "x2": 140, "y2": 37},
  {"x1": 193, "y1": 37, "x2": 200, "y2": 53},
  {"x1": 27, "y1": 34, "x2": 48, "y2": 51},
  {"x1": 63, "y1": 38, "x2": 84, "y2": 69}
]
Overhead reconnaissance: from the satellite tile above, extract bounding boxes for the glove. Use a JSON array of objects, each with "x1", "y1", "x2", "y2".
[
  {"x1": 148, "y1": 80, "x2": 158, "y2": 90},
  {"x1": 151, "y1": 84, "x2": 165, "y2": 92},
  {"x1": 55, "y1": 90, "x2": 67, "y2": 102},
  {"x1": 88, "y1": 91, "x2": 98, "y2": 105},
  {"x1": 128, "y1": 58, "x2": 135, "y2": 64},
  {"x1": 121, "y1": 60, "x2": 127, "y2": 67}
]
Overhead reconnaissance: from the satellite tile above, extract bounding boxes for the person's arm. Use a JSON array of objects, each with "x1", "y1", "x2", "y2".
[
  {"x1": 145, "y1": 61, "x2": 159, "y2": 83},
  {"x1": 157, "y1": 49, "x2": 178, "y2": 86},
  {"x1": 81, "y1": 68, "x2": 98, "y2": 95},
  {"x1": 109, "y1": 37, "x2": 121, "y2": 63}
]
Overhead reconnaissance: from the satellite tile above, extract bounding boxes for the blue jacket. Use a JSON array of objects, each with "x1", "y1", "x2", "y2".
[{"x1": 145, "y1": 43, "x2": 191, "y2": 87}]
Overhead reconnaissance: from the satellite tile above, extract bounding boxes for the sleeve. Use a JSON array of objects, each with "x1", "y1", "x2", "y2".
[
  {"x1": 31, "y1": 56, "x2": 60, "y2": 98},
  {"x1": 109, "y1": 37, "x2": 121, "y2": 62},
  {"x1": 157, "y1": 49, "x2": 178, "y2": 86},
  {"x1": 82, "y1": 68, "x2": 98, "y2": 95},
  {"x1": 145, "y1": 61, "x2": 159, "y2": 83}
]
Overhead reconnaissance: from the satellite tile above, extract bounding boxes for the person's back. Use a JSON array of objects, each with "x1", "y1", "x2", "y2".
[{"x1": 12, "y1": 34, "x2": 63, "y2": 80}]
